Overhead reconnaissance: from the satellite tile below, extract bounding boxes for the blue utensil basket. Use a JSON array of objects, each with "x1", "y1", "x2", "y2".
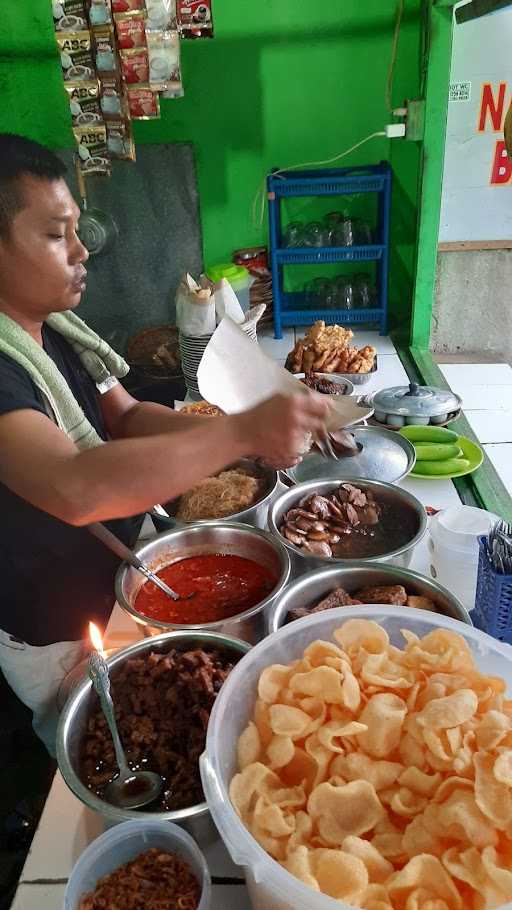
[{"x1": 473, "y1": 535, "x2": 512, "y2": 642}]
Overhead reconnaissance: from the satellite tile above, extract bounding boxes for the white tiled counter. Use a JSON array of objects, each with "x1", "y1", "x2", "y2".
[
  {"x1": 12, "y1": 330, "x2": 464, "y2": 910},
  {"x1": 438, "y1": 361, "x2": 512, "y2": 497}
]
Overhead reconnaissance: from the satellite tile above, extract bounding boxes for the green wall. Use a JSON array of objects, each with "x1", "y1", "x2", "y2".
[{"x1": 1, "y1": 0, "x2": 423, "y2": 325}]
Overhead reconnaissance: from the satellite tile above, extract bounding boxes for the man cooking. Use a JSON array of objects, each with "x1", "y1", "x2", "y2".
[{"x1": 0, "y1": 133, "x2": 330, "y2": 753}]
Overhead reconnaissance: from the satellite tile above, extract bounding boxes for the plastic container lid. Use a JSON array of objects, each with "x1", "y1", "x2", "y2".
[
  {"x1": 201, "y1": 605, "x2": 512, "y2": 910},
  {"x1": 431, "y1": 505, "x2": 499, "y2": 553},
  {"x1": 64, "y1": 819, "x2": 211, "y2": 910},
  {"x1": 206, "y1": 262, "x2": 250, "y2": 287},
  {"x1": 372, "y1": 382, "x2": 461, "y2": 418}
]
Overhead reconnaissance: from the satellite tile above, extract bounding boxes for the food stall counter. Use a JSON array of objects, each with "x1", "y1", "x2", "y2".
[{"x1": 10, "y1": 332, "x2": 465, "y2": 909}]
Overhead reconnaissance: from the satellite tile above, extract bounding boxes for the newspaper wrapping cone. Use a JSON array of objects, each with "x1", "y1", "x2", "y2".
[{"x1": 197, "y1": 318, "x2": 373, "y2": 432}]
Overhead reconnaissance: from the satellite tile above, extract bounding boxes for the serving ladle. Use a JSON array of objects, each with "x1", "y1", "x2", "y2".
[
  {"x1": 88, "y1": 521, "x2": 191, "y2": 602},
  {"x1": 88, "y1": 649, "x2": 163, "y2": 810}
]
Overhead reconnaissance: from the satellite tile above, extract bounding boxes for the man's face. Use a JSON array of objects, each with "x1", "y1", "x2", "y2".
[{"x1": 0, "y1": 175, "x2": 88, "y2": 318}]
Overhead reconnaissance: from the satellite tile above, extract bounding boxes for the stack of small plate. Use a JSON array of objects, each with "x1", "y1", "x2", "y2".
[{"x1": 178, "y1": 332, "x2": 213, "y2": 400}]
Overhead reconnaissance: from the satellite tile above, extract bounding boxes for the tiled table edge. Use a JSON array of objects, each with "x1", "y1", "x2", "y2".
[
  {"x1": 438, "y1": 362, "x2": 512, "y2": 498},
  {"x1": 439, "y1": 363, "x2": 512, "y2": 387},
  {"x1": 465, "y1": 409, "x2": 512, "y2": 445}
]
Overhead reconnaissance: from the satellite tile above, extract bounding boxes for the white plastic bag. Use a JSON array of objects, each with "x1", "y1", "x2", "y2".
[{"x1": 175, "y1": 273, "x2": 216, "y2": 336}]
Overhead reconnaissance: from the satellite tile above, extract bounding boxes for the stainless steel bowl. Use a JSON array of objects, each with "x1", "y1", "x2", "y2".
[
  {"x1": 56, "y1": 630, "x2": 250, "y2": 840},
  {"x1": 116, "y1": 522, "x2": 291, "y2": 643},
  {"x1": 268, "y1": 478, "x2": 427, "y2": 571},
  {"x1": 293, "y1": 372, "x2": 356, "y2": 396},
  {"x1": 151, "y1": 458, "x2": 279, "y2": 531},
  {"x1": 267, "y1": 564, "x2": 472, "y2": 634}
]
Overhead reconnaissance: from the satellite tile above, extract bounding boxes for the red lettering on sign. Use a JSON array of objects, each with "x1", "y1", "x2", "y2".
[
  {"x1": 490, "y1": 140, "x2": 512, "y2": 185},
  {"x1": 478, "y1": 82, "x2": 507, "y2": 132}
]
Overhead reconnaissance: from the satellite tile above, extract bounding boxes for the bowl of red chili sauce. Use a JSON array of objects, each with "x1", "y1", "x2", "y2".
[{"x1": 115, "y1": 522, "x2": 291, "y2": 644}]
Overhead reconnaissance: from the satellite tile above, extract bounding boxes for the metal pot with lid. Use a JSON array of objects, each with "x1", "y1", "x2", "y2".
[
  {"x1": 372, "y1": 382, "x2": 462, "y2": 428},
  {"x1": 283, "y1": 425, "x2": 416, "y2": 485}
]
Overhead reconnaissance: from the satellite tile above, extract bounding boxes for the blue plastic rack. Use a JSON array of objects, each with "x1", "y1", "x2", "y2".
[{"x1": 267, "y1": 162, "x2": 392, "y2": 339}]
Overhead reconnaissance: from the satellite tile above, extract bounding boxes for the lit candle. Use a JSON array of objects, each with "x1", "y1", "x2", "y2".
[
  {"x1": 88, "y1": 622, "x2": 111, "y2": 700},
  {"x1": 89, "y1": 621, "x2": 106, "y2": 658}
]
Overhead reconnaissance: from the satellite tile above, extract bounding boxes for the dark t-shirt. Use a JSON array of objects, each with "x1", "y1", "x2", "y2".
[{"x1": 0, "y1": 325, "x2": 144, "y2": 646}]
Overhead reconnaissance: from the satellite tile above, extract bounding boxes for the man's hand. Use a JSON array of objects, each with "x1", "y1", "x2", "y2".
[
  {"x1": 236, "y1": 392, "x2": 330, "y2": 465},
  {"x1": 258, "y1": 455, "x2": 302, "y2": 470}
]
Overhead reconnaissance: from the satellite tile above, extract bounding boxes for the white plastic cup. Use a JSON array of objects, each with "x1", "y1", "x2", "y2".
[
  {"x1": 201, "y1": 604, "x2": 512, "y2": 910},
  {"x1": 429, "y1": 505, "x2": 499, "y2": 611},
  {"x1": 64, "y1": 819, "x2": 212, "y2": 910}
]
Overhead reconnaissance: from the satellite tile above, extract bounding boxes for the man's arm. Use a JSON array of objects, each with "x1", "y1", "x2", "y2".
[
  {"x1": 99, "y1": 383, "x2": 212, "y2": 439},
  {"x1": 0, "y1": 393, "x2": 329, "y2": 526}
]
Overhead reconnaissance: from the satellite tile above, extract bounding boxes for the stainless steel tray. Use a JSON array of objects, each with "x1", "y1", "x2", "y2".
[{"x1": 333, "y1": 355, "x2": 378, "y2": 386}]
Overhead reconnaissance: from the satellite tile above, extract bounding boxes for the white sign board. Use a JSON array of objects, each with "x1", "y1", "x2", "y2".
[{"x1": 439, "y1": 4, "x2": 512, "y2": 243}]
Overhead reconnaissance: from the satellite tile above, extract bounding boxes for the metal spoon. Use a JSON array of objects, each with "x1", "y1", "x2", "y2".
[
  {"x1": 89, "y1": 650, "x2": 163, "y2": 810},
  {"x1": 88, "y1": 521, "x2": 190, "y2": 601}
]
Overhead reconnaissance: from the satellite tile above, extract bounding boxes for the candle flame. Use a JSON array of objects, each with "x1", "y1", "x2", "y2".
[{"x1": 89, "y1": 622, "x2": 105, "y2": 658}]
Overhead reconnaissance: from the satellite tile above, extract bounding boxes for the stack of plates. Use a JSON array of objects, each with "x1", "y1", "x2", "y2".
[{"x1": 178, "y1": 332, "x2": 213, "y2": 399}]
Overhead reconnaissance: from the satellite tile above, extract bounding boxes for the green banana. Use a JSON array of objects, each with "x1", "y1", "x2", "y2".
[
  {"x1": 413, "y1": 443, "x2": 463, "y2": 462},
  {"x1": 400, "y1": 425, "x2": 459, "y2": 444},
  {"x1": 414, "y1": 458, "x2": 470, "y2": 476}
]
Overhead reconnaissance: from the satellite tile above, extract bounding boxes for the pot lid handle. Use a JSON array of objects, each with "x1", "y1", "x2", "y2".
[{"x1": 407, "y1": 382, "x2": 421, "y2": 397}]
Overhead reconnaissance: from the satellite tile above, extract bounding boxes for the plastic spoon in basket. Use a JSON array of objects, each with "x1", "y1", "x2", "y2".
[
  {"x1": 488, "y1": 520, "x2": 512, "y2": 573},
  {"x1": 87, "y1": 521, "x2": 194, "y2": 601}
]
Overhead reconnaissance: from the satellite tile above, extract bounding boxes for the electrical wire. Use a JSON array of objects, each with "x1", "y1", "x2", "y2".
[
  {"x1": 251, "y1": 131, "x2": 386, "y2": 229},
  {"x1": 386, "y1": 0, "x2": 405, "y2": 112},
  {"x1": 250, "y1": 3, "x2": 404, "y2": 230}
]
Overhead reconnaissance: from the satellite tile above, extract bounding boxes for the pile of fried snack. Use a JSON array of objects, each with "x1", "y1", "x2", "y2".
[
  {"x1": 230, "y1": 619, "x2": 512, "y2": 909},
  {"x1": 286, "y1": 322, "x2": 376, "y2": 375},
  {"x1": 180, "y1": 401, "x2": 225, "y2": 417}
]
